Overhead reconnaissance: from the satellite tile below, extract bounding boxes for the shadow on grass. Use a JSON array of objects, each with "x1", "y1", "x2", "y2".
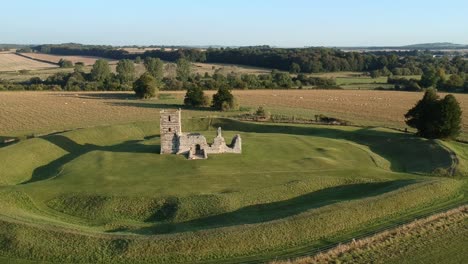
[
  {"x1": 51, "y1": 92, "x2": 137, "y2": 100},
  {"x1": 22, "y1": 118, "x2": 452, "y2": 184},
  {"x1": 209, "y1": 118, "x2": 452, "y2": 174},
  {"x1": 22, "y1": 135, "x2": 160, "y2": 184},
  {"x1": 132, "y1": 180, "x2": 416, "y2": 235},
  {"x1": 0, "y1": 136, "x2": 19, "y2": 149}
]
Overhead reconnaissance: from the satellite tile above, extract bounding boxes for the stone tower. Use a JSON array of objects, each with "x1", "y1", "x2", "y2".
[{"x1": 160, "y1": 109, "x2": 182, "y2": 154}]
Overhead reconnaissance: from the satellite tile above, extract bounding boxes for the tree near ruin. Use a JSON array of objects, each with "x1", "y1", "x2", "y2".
[{"x1": 405, "y1": 88, "x2": 462, "y2": 139}]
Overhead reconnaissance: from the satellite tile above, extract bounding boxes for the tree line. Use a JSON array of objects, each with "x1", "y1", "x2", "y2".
[
  {"x1": 387, "y1": 66, "x2": 467, "y2": 92},
  {"x1": 1, "y1": 57, "x2": 338, "y2": 92},
  {"x1": 29, "y1": 44, "x2": 468, "y2": 76}
]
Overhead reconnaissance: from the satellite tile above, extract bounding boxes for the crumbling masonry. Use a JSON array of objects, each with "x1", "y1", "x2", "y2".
[{"x1": 160, "y1": 109, "x2": 242, "y2": 159}]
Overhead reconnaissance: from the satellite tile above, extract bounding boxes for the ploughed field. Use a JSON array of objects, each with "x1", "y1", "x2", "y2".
[{"x1": 0, "y1": 117, "x2": 466, "y2": 263}]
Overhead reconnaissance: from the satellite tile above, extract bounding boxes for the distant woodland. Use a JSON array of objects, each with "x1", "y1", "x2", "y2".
[{"x1": 2, "y1": 44, "x2": 465, "y2": 93}]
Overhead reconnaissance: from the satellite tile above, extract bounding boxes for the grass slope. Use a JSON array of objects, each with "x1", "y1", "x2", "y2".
[
  {"x1": 0, "y1": 118, "x2": 465, "y2": 263},
  {"x1": 273, "y1": 206, "x2": 467, "y2": 264}
]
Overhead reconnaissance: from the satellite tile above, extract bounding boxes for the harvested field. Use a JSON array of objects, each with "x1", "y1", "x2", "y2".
[
  {"x1": 0, "y1": 53, "x2": 57, "y2": 72},
  {"x1": 0, "y1": 92, "x2": 213, "y2": 136},
  {"x1": 230, "y1": 90, "x2": 468, "y2": 133},
  {"x1": 2, "y1": 90, "x2": 468, "y2": 139},
  {"x1": 120, "y1": 47, "x2": 178, "y2": 53},
  {"x1": 19, "y1": 53, "x2": 117, "y2": 66}
]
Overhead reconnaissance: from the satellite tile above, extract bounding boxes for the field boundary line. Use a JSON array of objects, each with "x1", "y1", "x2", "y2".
[{"x1": 14, "y1": 52, "x2": 59, "y2": 66}]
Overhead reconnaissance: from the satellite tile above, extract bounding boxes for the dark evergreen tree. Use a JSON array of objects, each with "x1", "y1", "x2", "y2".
[
  {"x1": 184, "y1": 85, "x2": 206, "y2": 107},
  {"x1": 435, "y1": 94, "x2": 462, "y2": 139},
  {"x1": 405, "y1": 89, "x2": 462, "y2": 139},
  {"x1": 212, "y1": 86, "x2": 237, "y2": 111}
]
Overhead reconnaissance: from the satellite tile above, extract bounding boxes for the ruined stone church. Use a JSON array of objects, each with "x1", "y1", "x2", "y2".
[{"x1": 160, "y1": 109, "x2": 242, "y2": 159}]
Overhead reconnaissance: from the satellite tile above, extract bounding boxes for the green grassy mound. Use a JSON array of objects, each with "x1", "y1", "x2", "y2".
[{"x1": 0, "y1": 118, "x2": 465, "y2": 263}]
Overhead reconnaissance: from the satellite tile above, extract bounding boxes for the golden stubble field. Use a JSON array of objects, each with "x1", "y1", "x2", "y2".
[
  {"x1": 1, "y1": 90, "x2": 468, "y2": 139},
  {"x1": 20, "y1": 53, "x2": 118, "y2": 66},
  {"x1": 0, "y1": 53, "x2": 57, "y2": 72}
]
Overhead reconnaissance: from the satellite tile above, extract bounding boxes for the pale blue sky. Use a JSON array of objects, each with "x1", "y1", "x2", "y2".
[{"x1": 1, "y1": 0, "x2": 467, "y2": 46}]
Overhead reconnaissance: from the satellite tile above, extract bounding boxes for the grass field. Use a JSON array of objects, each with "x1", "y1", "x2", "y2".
[
  {"x1": 0, "y1": 53, "x2": 57, "y2": 72},
  {"x1": 192, "y1": 62, "x2": 272, "y2": 75},
  {"x1": 0, "y1": 116, "x2": 465, "y2": 263},
  {"x1": 309, "y1": 71, "x2": 421, "y2": 90},
  {"x1": 273, "y1": 206, "x2": 467, "y2": 264},
  {"x1": 0, "y1": 90, "x2": 466, "y2": 263}
]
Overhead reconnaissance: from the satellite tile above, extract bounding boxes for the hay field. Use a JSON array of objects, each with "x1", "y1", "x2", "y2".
[
  {"x1": 0, "y1": 92, "x2": 215, "y2": 136},
  {"x1": 20, "y1": 53, "x2": 118, "y2": 66},
  {"x1": 231, "y1": 90, "x2": 468, "y2": 133},
  {"x1": 2, "y1": 90, "x2": 468, "y2": 138},
  {"x1": 0, "y1": 53, "x2": 57, "y2": 72}
]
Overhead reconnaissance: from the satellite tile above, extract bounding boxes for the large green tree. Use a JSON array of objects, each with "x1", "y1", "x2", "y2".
[
  {"x1": 212, "y1": 86, "x2": 237, "y2": 111},
  {"x1": 436, "y1": 94, "x2": 462, "y2": 139},
  {"x1": 405, "y1": 89, "x2": 462, "y2": 139},
  {"x1": 116, "y1": 59, "x2": 135, "y2": 84},
  {"x1": 184, "y1": 85, "x2": 208, "y2": 107},
  {"x1": 91, "y1": 59, "x2": 111, "y2": 82},
  {"x1": 176, "y1": 58, "x2": 191, "y2": 82},
  {"x1": 58, "y1": 59, "x2": 73, "y2": 68},
  {"x1": 144, "y1": 57, "x2": 164, "y2": 81},
  {"x1": 133, "y1": 72, "x2": 158, "y2": 99},
  {"x1": 419, "y1": 67, "x2": 438, "y2": 88}
]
